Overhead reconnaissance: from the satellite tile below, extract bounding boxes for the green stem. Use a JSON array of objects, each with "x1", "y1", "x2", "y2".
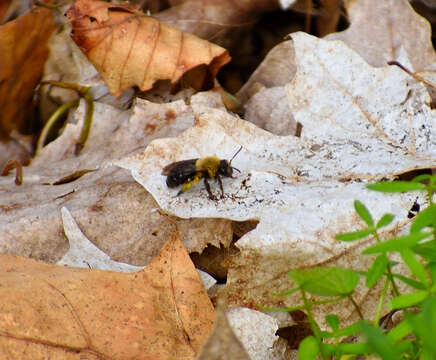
[
  {"x1": 36, "y1": 100, "x2": 78, "y2": 155},
  {"x1": 301, "y1": 289, "x2": 328, "y2": 360},
  {"x1": 39, "y1": 81, "x2": 94, "y2": 155},
  {"x1": 374, "y1": 231, "x2": 400, "y2": 297},
  {"x1": 374, "y1": 276, "x2": 389, "y2": 325},
  {"x1": 75, "y1": 89, "x2": 93, "y2": 155}
]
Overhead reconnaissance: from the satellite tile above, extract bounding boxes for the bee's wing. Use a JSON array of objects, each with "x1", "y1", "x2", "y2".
[
  {"x1": 162, "y1": 159, "x2": 198, "y2": 188},
  {"x1": 162, "y1": 159, "x2": 197, "y2": 175}
]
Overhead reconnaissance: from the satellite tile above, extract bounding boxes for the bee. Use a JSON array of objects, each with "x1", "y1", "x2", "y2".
[{"x1": 162, "y1": 146, "x2": 242, "y2": 200}]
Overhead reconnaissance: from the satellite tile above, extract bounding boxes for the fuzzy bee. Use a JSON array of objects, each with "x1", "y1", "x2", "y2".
[{"x1": 162, "y1": 146, "x2": 242, "y2": 200}]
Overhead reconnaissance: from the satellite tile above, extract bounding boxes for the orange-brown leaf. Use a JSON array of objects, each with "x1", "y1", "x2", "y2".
[
  {"x1": 66, "y1": 0, "x2": 231, "y2": 97},
  {"x1": 0, "y1": 8, "x2": 56, "y2": 137},
  {"x1": 0, "y1": 230, "x2": 214, "y2": 359}
]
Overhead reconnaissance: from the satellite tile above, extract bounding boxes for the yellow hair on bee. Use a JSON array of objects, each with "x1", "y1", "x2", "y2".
[
  {"x1": 181, "y1": 173, "x2": 202, "y2": 192},
  {"x1": 195, "y1": 156, "x2": 220, "y2": 178}
]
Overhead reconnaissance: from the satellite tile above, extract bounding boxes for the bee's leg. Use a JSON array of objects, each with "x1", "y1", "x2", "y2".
[
  {"x1": 204, "y1": 177, "x2": 217, "y2": 200},
  {"x1": 217, "y1": 175, "x2": 224, "y2": 198}
]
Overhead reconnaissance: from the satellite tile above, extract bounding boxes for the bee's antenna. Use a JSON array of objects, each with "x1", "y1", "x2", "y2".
[
  {"x1": 232, "y1": 167, "x2": 241, "y2": 173},
  {"x1": 230, "y1": 146, "x2": 243, "y2": 164}
]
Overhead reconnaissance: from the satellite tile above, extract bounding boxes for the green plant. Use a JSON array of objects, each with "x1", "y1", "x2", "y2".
[{"x1": 265, "y1": 174, "x2": 436, "y2": 359}]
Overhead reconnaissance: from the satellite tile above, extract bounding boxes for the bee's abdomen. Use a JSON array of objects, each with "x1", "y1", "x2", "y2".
[{"x1": 166, "y1": 173, "x2": 187, "y2": 187}]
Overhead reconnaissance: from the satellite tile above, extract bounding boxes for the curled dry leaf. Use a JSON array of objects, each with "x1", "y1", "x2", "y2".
[
  {"x1": 66, "y1": 0, "x2": 231, "y2": 97},
  {"x1": 0, "y1": 7, "x2": 56, "y2": 137},
  {"x1": 117, "y1": 33, "x2": 436, "y2": 326},
  {"x1": 0, "y1": 230, "x2": 214, "y2": 359},
  {"x1": 0, "y1": 93, "x2": 232, "y2": 265}
]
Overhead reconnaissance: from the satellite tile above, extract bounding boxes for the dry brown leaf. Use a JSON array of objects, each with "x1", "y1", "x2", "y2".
[
  {"x1": 66, "y1": 0, "x2": 231, "y2": 97},
  {"x1": 0, "y1": 7, "x2": 56, "y2": 137},
  {"x1": 0, "y1": 230, "x2": 214, "y2": 359}
]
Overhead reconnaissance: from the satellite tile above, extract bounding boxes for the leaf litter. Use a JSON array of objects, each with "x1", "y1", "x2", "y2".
[{"x1": 1, "y1": 0, "x2": 436, "y2": 358}]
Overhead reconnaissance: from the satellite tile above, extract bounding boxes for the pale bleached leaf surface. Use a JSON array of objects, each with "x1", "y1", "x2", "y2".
[
  {"x1": 197, "y1": 269, "x2": 217, "y2": 291},
  {"x1": 0, "y1": 93, "x2": 232, "y2": 265},
  {"x1": 239, "y1": 0, "x2": 436, "y2": 136},
  {"x1": 326, "y1": 0, "x2": 436, "y2": 69},
  {"x1": 117, "y1": 33, "x2": 436, "y2": 325},
  {"x1": 286, "y1": 33, "x2": 436, "y2": 160},
  {"x1": 227, "y1": 307, "x2": 283, "y2": 360}
]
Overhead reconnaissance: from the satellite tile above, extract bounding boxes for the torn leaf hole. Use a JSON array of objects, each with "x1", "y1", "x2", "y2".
[{"x1": 190, "y1": 243, "x2": 240, "y2": 284}]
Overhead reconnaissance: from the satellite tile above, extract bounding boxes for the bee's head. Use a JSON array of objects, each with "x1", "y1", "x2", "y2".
[
  {"x1": 218, "y1": 160, "x2": 233, "y2": 177},
  {"x1": 218, "y1": 146, "x2": 243, "y2": 177}
]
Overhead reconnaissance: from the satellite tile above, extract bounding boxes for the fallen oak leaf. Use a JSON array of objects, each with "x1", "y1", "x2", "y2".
[
  {"x1": 0, "y1": 229, "x2": 214, "y2": 359},
  {"x1": 66, "y1": 0, "x2": 231, "y2": 97}
]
